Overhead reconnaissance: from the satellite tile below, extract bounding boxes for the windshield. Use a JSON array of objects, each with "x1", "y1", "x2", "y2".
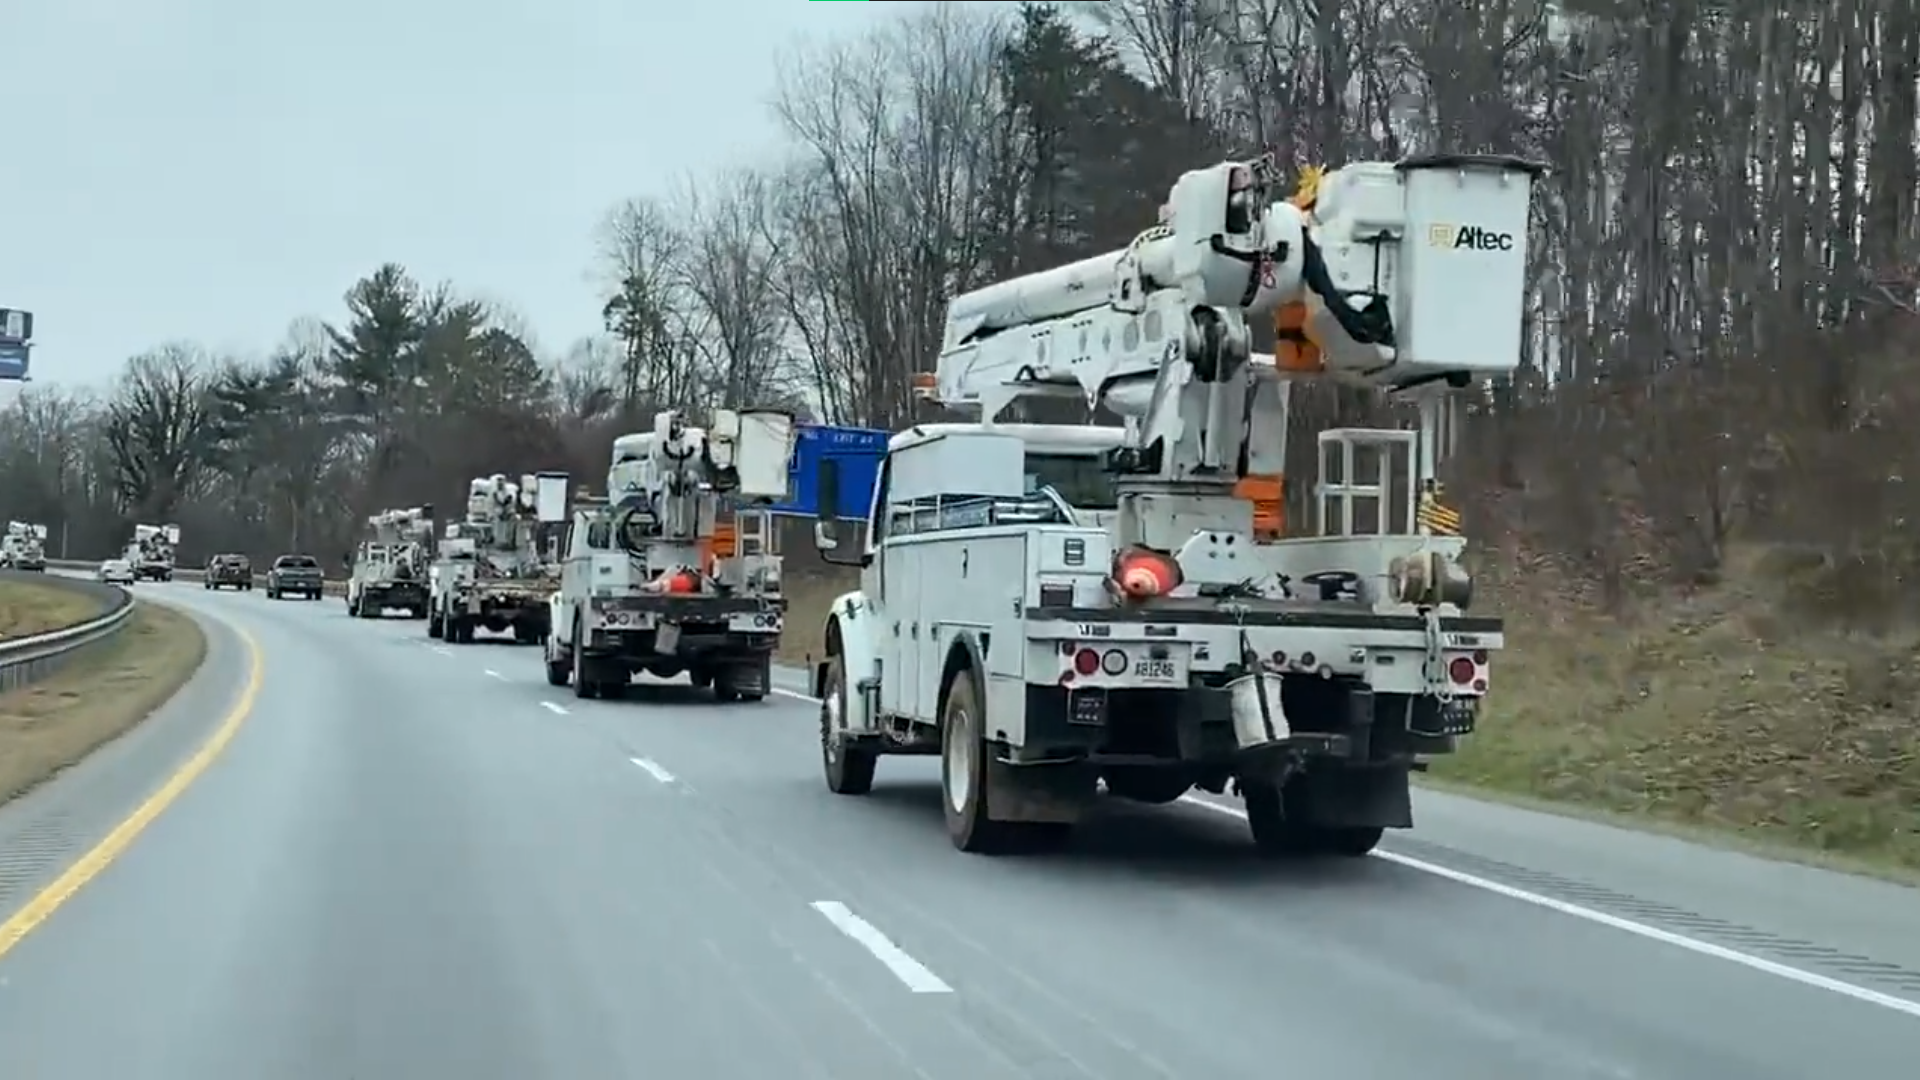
[{"x1": 1025, "y1": 452, "x2": 1117, "y2": 510}]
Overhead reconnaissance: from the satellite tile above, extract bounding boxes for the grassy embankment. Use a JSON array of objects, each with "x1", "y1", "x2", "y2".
[{"x1": 0, "y1": 583, "x2": 207, "y2": 805}]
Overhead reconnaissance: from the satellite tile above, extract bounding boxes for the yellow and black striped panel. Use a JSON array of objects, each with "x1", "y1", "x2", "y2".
[{"x1": 1416, "y1": 496, "x2": 1462, "y2": 536}]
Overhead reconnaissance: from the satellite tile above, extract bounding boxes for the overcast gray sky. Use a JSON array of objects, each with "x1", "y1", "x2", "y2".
[{"x1": 1, "y1": 0, "x2": 902, "y2": 389}]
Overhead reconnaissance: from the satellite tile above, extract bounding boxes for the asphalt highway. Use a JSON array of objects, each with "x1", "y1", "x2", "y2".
[{"x1": 1, "y1": 580, "x2": 1917, "y2": 1077}]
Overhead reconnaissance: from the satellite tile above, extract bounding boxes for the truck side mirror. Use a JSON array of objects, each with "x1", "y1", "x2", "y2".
[{"x1": 813, "y1": 458, "x2": 842, "y2": 551}]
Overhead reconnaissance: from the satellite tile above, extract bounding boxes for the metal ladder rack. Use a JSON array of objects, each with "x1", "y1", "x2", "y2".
[
  {"x1": 1314, "y1": 428, "x2": 1418, "y2": 537},
  {"x1": 731, "y1": 507, "x2": 777, "y2": 556}
]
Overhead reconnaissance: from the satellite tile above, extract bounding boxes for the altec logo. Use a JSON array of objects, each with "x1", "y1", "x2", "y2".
[{"x1": 1426, "y1": 224, "x2": 1514, "y2": 251}]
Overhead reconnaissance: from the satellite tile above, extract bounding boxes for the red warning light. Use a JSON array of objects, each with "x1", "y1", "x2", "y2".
[{"x1": 1111, "y1": 547, "x2": 1182, "y2": 600}]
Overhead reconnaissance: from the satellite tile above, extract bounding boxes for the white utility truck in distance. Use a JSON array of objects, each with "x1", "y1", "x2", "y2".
[
  {"x1": 124, "y1": 523, "x2": 180, "y2": 581},
  {"x1": 346, "y1": 507, "x2": 433, "y2": 619},
  {"x1": 545, "y1": 408, "x2": 792, "y2": 702},
  {"x1": 429, "y1": 473, "x2": 566, "y2": 644},
  {"x1": 808, "y1": 153, "x2": 1535, "y2": 855},
  {"x1": 0, "y1": 521, "x2": 48, "y2": 571}
]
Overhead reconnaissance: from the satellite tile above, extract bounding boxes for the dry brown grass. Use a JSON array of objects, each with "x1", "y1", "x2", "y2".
[
  {"x1": 0, "y1": 603, "x2": 208, "y2": 806},
  {"x1": 1435, "y1": 546, "x2": 1920, "y2": 873},
  {"x1": 0, "y1": 580, "x2": 102, "y2": 640}
]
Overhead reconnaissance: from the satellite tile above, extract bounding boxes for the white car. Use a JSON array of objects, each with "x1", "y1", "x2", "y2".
[{"x1": 97, "y1": 558, "x2": 137, "y2": 585}]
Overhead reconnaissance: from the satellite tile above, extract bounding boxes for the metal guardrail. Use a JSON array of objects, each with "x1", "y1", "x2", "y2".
[
  {"x1": 41, "y1": 560, "x2": 347, "y2": 596},
  {"x1": 0, "y1": 571, "x2": 136, "y2": 694}
]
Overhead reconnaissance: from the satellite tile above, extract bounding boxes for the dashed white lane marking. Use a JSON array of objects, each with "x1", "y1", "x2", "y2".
[
  {"x1": 540, "y1": 701, "x2": 569, "y2": 716},
  {"x1": 1176, "y1": 796, "x2": 1920, "y2": 1018},
  {"x1": 809, "y1": 900, "x2": 953, "y2": 994},
  {"x1": 630, "y1": 757, "x2": 676, "y2": 783},
  {"x1": 771, "y1": 667, "x2": 1920, "y2": 1016},
  {"x1": 431, "y1": 646, "x2": 454, "y2": 657},
  {"x1": 483, "y1": 668, "x2": 506, "y2": 680}
]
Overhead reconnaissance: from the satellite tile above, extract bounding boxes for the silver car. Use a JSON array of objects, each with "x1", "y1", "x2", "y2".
[{"x1": 96, "y1": 558, "x2": 137, "y2": 585}]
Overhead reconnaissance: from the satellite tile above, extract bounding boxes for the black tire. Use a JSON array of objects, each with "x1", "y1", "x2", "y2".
[
  {"x1": 819, "y1": 656, "x2": 875, "y2": 795},
  {"x1": 1243, "y1": 780, "x2": 1308, "y2": 855},
  {"x1": 571, "y1": 617, "x2": 599, "y2": 700},
  {"x1": 713, "y1": 683, "x2": 739, "y2": 703},
  {"x1": 544, "y1": 650, "x2": 568, "y2": 687},
  {"x1": 1314, "y1": 825, "x2": 1385, "y2": 856},
  {"x1": 1242, "y1": 780, "x2": 1384, "y2": 857},
  {"x1": 427, "y1": 611, "x2": 443, "y2": 639},
  {"x1": 601, "y1": 678, "x2": 629, "y2": 700},
  {"x1": 940, "y1": 666, "x2": 1065, "y2": 853}
]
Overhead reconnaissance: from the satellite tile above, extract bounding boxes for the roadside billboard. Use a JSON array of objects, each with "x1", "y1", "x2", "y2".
[{"x1": 0, "y1": 308, "x2": 33, "y2": 381}]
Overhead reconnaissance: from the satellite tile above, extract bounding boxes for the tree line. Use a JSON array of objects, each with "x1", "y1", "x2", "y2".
[{"x1": 3, "y1": 0, "x2": 1915, "y2": 622}]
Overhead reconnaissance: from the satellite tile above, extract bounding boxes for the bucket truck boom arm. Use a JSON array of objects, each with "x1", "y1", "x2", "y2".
[{"x1": 929, "y1": 153, "x2": 1544, "y2": 503}]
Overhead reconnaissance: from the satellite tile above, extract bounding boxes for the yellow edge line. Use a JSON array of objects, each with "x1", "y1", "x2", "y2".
[{"x1": 0, "y1": 617, "x2": 264, "y2": 961}]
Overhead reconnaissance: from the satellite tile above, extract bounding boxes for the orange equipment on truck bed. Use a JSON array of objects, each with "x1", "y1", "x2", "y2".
[{"x1": 1236, "y1": 475, "x2": 1285, "y2": 541}]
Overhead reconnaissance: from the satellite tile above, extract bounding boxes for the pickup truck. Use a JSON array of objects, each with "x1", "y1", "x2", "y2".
[
  {"x1": 204, "y1": 553, "x2": 253, "y2": 590},
  {"x1": 266, "y1": 554, "x2": 326, "y2": 600}
]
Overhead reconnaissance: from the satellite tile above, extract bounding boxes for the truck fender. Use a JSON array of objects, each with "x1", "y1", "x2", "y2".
[
  {"x1": 940, "y1": 631, "x2": 988, "y2": 716},
  {"x1": 547, "y1": 592, "x2": 572, "y2": 645},
  {"x1": 815, "y1": 590, "x2": 879, "y2": 733}
]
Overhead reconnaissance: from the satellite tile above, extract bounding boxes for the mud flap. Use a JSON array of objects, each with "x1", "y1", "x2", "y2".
[
  {"x1": 1289, "y1": 763, "x2": 1413, "y2": 829},
  {"x1": 728, "y1": 656, "x2": 770, "y2": 697},
  {"x1": 986, "y1": 758, "x2": 1097, "y2": 824}
]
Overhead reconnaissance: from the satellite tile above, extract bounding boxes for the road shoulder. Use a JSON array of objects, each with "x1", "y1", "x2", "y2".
[{"x1": 0, "y1": 598, "x2": 244, "y2": 924}]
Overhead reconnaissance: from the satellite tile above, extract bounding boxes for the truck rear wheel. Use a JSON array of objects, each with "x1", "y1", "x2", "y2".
[
  {"x1": 714, "y1": 657, "x2": 768, "y2": 703},
  {"x1": 427, "y1": 609, "x2": 443, "y2": 638},
  {"x1": 570, "y1": 616, "x2": 600, "y2": 699},
  {"x1": 940, "y1": 668, "x2": 1066, "y2": 854},
  {"x1": 819, "y1": 657, "x2": 875, "y2": 795},
  {"x1": 1242, "y1": 780, "x2": 1385, "y2": 857}
]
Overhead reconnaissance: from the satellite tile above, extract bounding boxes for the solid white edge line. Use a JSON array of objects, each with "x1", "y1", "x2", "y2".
[
  {"x1": 1175, "y1": 795, "x2": 1920, "y2": 1019},
  {"x1": 775, "y1": 675, "x2": 1920, "y2": 1018},
  {"x1": 540, "y1": 701, "x2": 569, "y2": 715},
  {"x1": 771, "y1": 687, "x2": 815, "y2": 703},
  {"x1": 630, "y1": 757, "x2": 676, "y2": 783},
  {"x1": 810, "y1": 900, "x2": 953, "y2": 994}
]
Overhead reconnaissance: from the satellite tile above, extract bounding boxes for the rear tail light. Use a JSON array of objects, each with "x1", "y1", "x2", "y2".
[
  {"x1": 1447, "y1": 657, "x2": 1476, "y2": 685},
  {"x1": 1073, "y1": 648, "x2": 1101, "y2": 676},
  {"x1": 1111, "y1": 547, "x2": 1182, "y2": 600}
]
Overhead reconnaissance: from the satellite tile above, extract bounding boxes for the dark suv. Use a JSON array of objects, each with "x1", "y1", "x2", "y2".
[
  {"x1": 205, "y1": 553, "x2": 252, "y2": 590},
  {"x1": 266, "y1": 554, "x2": 325, "y2": 600}
]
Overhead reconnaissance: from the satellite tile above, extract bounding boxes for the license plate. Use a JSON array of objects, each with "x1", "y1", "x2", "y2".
[{"x1": 1132, "y1": 659, "x2": 1178, "y2": 682}]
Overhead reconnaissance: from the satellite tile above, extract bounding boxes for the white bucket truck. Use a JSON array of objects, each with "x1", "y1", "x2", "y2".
[
  {"x1": 806, "y1": 153, "x2": 1539, "y2": 855},
  {"x1": 544, "y1": 408, "x2": 793, "y2": 702}
]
